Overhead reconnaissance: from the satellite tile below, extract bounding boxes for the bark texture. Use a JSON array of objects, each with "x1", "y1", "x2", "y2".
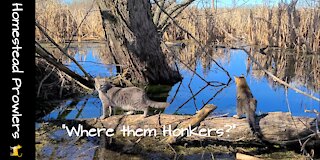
[
  {"x1": 97, "y1": 0, "x2": 181, "y2": 85},
  {"x1": 83, "y1": 112, "x2": 318, "y2": 146}
]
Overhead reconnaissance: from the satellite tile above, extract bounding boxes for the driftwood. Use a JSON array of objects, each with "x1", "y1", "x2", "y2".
[{"x1": 74, "y1": 109, "x2": 319, "y2": 146}]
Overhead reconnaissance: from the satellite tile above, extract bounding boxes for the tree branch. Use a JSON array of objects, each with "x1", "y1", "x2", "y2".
[
  {"x1": 35, "y1": 41, "x2": 94, "y2": 89},
  {"x1": 35, "y1": 22, "x2": 93, "y2": 80},
  {"x1": 155, "y1": 0, "x2": 196, "y2": 30},
  {"x1": 154, "y1": 0, "x2": 232, "y2": 81},
  {"x1": 153, "y1": 0, "x2": 165, "y2": 26}
]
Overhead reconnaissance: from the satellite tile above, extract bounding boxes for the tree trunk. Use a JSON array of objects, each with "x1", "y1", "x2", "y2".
[{"x1": 97, "y1": 0, "x2": 181, "y2": 85}]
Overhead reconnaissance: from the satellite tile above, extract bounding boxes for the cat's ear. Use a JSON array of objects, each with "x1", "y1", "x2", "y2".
[
  {"x1": 234, "y1": 76, "x2": 240, "y2": 85},
  {"x1": 94, "y1": 78, "x2": 99, "y2": 89},
  {"x1": 94, "y1": 78, "x2": 99, "y2": 83},
  {"x1": 234, "y1": 75, "x2": 245, "y2": 79}
]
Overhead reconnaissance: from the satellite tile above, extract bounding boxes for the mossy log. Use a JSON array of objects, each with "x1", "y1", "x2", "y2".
[{"x1": 78, "y1": 109, "x2": 319, "y2": 146}]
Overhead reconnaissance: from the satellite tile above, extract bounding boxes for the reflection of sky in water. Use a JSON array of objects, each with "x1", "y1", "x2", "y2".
[
  {"x1": 44, "y1": 44, "x2": 319, "y2": 120},
  {"x1": 39, "y1": 128, "x2": 97, "y2": 159},
  {"x1": 68, "y1": 45, "x2": 117, "y2": 77},
  {"x1": 43, "y1": 97, "x2": 101, "y2": 120},
  {"x1": 166, "y1": 50, "x2": 319, "y2": 117}
]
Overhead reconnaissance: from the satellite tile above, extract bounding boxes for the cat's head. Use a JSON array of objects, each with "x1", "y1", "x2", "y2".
[
  {"x1": 94, "y1": 78, "x2": 113, "y2": 91},
  {"x1": 234, "y1": 75, "x2": 248, "y2": 87}
]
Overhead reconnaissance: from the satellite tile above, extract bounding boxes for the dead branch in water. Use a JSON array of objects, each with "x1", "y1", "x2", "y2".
[
  {"x1": 36, "y1": 22, "x2": 93, "y2": 81},
  {"x1": 37, "y1": 66, "x2": 55, "y2": 98},
  {"x1": 153, "y1": 0, "x2": 232, "y2": 81},
  {"x1": 212, "y1": 40, "x2": 320, "y2": 102},
  {"x1": 242, "y1": 48, "x2": 320, "y2": 102},
  {"x1": 35, "y1": 41, "x2": 94, "y2": 90},
  {"x1": 173, "y1": 83, "x2": 210, "y2": 113}
]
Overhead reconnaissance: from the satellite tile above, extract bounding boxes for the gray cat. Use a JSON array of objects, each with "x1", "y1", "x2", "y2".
[{"x1": 94, "y1": 78, "x2": 169, "y2": 119}]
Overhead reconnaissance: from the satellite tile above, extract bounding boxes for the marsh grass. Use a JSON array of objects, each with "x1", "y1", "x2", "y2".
[
  {"x1": 36, "y1": 0, "x2": 104, "y2": 43},
  {"x1": 164, "y1": 4, "x2": 319, "y2": 53},
  {"x1": 36, "y1": 0, "x2": 319, "y2": 53}
]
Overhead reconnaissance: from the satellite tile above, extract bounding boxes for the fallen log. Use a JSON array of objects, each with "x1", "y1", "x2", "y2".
[
  {"x1": 42, "y1": 105, "x2": 319, "y2": 147},
  {"x1": 72, "y1": 111, "x2": 318, "y2": 146},
  {"x1": 37, "y1": 110, "x2": 319, "y2": 159}
]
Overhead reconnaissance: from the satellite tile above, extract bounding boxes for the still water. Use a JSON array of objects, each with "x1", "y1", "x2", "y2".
[{"x1": 43, "y1": 42, "x2": 319, "y2": 120}]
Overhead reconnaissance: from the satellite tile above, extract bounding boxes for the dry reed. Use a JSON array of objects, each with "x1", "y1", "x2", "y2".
[
  {"x1": 36, "y1": 0, "x2": 319, "y2": 53},
  {"x1": 164, "y1": 3, "x2": 319, "y2": 53},
  {"x1": 36, "y1": 0, "x2": 104, "y2": 43}
]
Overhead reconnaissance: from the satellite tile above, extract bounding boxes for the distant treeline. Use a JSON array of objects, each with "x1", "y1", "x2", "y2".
[{"x1": 36, "y1": 0, "x2": 319, "y2": 53}]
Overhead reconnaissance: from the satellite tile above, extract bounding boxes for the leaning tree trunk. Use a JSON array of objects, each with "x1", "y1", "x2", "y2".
[{"x1": 97, "y1": 0, "x2": 181, "y2": 85}]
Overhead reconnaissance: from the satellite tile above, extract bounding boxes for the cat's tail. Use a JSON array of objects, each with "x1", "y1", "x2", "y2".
[
  {"x1": 147, "y1": 100, "x2": 169, "y2": 109},
  {"x1": 246, "y1": 98, "x2": 264, "y2": 141},
  {"x1": 246, "y1": 98, "x2": 257, "y2": 134}
]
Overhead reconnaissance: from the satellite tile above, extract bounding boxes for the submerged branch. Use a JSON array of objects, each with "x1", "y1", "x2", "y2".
[
  {"x1": 201, "y1": 79, "x2": 231, "y2": 107},
  {"x1": 37, "y1": 66, "x2": 55, "y2": 98},
  {"x1": 168, "y1": 81, "x2": 182, "y2": 104}
]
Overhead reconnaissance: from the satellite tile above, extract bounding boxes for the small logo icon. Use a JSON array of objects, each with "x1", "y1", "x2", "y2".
[{"x1": 10, "y1": 144, "x2": 22, "y2": 157}]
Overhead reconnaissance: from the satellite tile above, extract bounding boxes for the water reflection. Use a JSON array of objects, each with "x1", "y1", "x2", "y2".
[
  {"x1": 250, "y1": 48, "x2": 319, "y2": 93},
  {"x1": 43, "y1": 42, "x2": 319, "y2": 119}
]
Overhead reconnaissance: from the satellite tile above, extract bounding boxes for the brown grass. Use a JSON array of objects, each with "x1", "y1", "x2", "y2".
[
  {"x1": 36, "y1": 0, "x2": 319, "y2": 53},
  {"x1": 164, "y1": 4, "x2": 319, "y2": 53},
  {"x1": 36, "y1": 0, "x2": 104, "y2": 43}
]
